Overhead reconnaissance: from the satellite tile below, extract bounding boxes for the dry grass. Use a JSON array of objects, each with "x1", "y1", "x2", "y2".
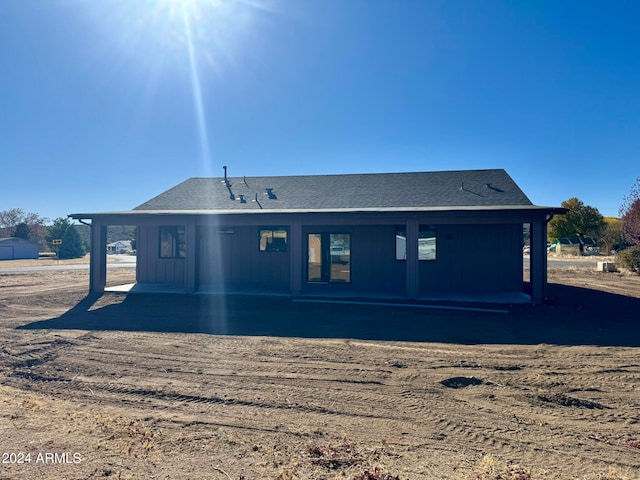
[{"x1": 0, "y1": 254, "x2": 128, "y2": 268}]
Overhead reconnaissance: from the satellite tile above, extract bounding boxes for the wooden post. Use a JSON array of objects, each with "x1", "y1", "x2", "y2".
[
  {"x1": 530, "y1": 217, "x2": 547, "y2": 304},
  {"x1": 90, "y1": 219, "x2": 107, "y2": 294},
  {"x1": 405, "y1": 219, "x2": 419, "y2": 299},
  {"x1": 185, "y1": 217, "x2": 197, "y2": 293},
  {"x1": 290, "y1": 218, "x2": 303, "y2": 296}
]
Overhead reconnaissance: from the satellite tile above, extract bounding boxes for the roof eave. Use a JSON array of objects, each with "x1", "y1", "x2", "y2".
[{"x1": 69, "y1": 205, "x2": 567, "y2": 219}]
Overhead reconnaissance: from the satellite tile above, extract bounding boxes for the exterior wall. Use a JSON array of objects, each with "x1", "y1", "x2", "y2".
[
  {"x1": 0, "y1": 240, "x2": 39, "y2": 260},
  {"x1": 198, "y1": 225, "x2": 290, "y2": 292},
  {"x1": 137, "y1": 225, "x2": 186, "y2": 285},
  {"x1": 556, "y1": 244, "x2": 581, "y2": 256},
  {"x1": 301, "y1": 224, "x2": 405, "y2": 297},
  {"x1": 419, "y1": 224, "x2": 523, "y2": 296},
  {"x1": 110, "y1": 211, "x2": 536, "y2": 301}
]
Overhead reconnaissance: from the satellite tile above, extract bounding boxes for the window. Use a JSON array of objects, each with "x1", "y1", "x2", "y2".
[
  {"x1": 395, "y1": 227, "x2": 407, "y2": 260},
  {"x1": 308, "y1": 233, "x2": 350, "y2": 283},
  {"x1": 259, "y1": 227, "x2": 288, "y2": 252},
  {"x1": 419, "y1": 225, "x2": 436, "y2": 261},
  {"x1": 395, "y1": 225, "x2": 437, "y2": 261},
  {"x1": 159, "y1": 226, "x2": 186, "y2": 258}
]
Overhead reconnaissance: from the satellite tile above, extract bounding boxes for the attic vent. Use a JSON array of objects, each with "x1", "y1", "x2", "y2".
[
  {"x1": 265, "y1": 188, "x2": 277, "y2": 200},
  {"x1": 239, "y1": 194, "x2": 246, "y2": 203}
]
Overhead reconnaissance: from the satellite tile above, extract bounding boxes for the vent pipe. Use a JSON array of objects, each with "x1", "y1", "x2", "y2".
[{"x1": 223, "y1": 165, "x2": 228, "y2": 184}]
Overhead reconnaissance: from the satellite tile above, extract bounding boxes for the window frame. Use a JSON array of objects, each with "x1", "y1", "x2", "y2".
[
  {"x1": 395, "y1": 225, "x2": 437, "y2": 261},
  {"x1": 418, "y1": 225, "x2": 437, "y2": 261},
  {"x1": 307, "y1": 232, "x2": 351, "y2": 284},
  {"x1": 258, "y1": 226, "x2": 288, "y2": 252},
  {"x1": 158, "y1": 226, "x2": 186, "y2": 259},
  {"x1": 395, "y1": 227, "x2": 407, "y2": 261}
]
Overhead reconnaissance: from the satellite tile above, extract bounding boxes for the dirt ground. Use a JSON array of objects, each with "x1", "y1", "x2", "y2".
[{"x1": 0, "y1": 265, "x2": 639, "y2": 480}]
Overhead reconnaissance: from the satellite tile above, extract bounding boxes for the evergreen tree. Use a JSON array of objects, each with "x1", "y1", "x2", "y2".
[
  {"x1": 13, "y1": 222, "x2": 30, "y2": 240},
  {"x1": 47, "y1": 217, "x2": 73, "y2": 256},
  {"x1": 58, "y1": 224, "x2": 86, "y2": 259}
]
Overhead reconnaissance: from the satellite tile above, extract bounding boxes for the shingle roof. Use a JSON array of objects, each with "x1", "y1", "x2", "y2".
[
  {"x1": 134, "y1": 169, "x2": 533, "y2": 212},
  {"x1": 0, "y1": 237, "x2": 38, "y2": 244},
  {"x1": 554, "y1": 237, "x2": 598, "y2": 245}
]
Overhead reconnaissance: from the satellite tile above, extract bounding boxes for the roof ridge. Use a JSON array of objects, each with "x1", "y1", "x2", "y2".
[{"x1": 186, "y1": 168, "x2": 507, "y2": 181}]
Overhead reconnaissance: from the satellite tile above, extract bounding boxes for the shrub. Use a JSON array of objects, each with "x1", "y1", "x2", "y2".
[{"x1": 615, "y1": 246, "x2": 640, "y2": 273}]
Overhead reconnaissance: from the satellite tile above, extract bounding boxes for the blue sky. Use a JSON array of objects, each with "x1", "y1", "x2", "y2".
[{"x1": 1, "y1": 0, "x2": 639, "y2": 222}]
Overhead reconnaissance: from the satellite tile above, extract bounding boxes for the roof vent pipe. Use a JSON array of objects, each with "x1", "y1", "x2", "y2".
[{"x1": 223, "y1": 165, "x2": 228, "y2": 184}]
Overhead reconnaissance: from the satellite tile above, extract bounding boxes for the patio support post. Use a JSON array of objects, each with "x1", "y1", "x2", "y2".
[
  {"x1": 185, "y1": 217, "x2": 197, "y2": 293},
  {"x1": 90, "y1": 219, "x2": 107, "y2": 294},
  {"x1": 405, "y1": 218, "x2": 419, "y2": 299},
  {"x1": 530, "y1": 217, "x2": 547, "y2": 305},
  {"x1": 290, "y1": 218, "x2": 303, "y2": 296}
]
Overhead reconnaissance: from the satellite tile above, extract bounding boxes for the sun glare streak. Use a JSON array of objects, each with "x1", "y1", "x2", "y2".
[
  {"x1": 180, "y1": 2, "x2": 213, "y2": 176},
  {"x1": 178, "y1": 1, "x2": 229, "y2": 324}
]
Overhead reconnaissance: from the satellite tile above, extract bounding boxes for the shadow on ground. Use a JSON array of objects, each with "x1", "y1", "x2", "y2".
[{"x1": 18, "y1": 283, "x2": 640, "y2": 346}]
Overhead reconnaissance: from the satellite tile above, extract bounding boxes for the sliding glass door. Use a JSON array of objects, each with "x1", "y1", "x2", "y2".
[{"x1": 307, "y1": 233, "x2": 350, "y2": 283}]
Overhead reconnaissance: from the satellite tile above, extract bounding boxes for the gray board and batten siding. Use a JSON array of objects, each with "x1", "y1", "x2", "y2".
[{"x1": 70, "y1": 169, "x2": 565, "y2": 304}]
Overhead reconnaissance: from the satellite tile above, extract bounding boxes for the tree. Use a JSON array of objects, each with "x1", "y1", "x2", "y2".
[
  {"x1": 0, "y1": 208, "x2": 24, "y2": 236},
  {"x1": 46, "y1": 217, "x2": 72, "y2": 256},
  {"x1": 0, "y1": 208, "x2": 49, "y2": 248},
  {"x1": 548, "y1": 197, "x2": 606, "y2": 241},
  {"x1": 620, "y1": 178, "x2": 640, "y2": 246},
  {"x1": 13, "y1": 222, "x2": 30, "y2": 240},
  {"x1": 46, "y1": 217, "x2": 86, "y2": 259},
  {"x1": 58, "y1": 224, "x2": 86, "y2": 259},
  {"x1": 599, "y1": 218, "x2": 625, "y2": 254}
]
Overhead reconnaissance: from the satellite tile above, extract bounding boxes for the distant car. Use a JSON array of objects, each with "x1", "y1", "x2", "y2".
[{"x1": 330, "y1": 245, "x2": 346, "y2": 263}]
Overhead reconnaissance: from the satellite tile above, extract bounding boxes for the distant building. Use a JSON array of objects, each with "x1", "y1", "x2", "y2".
[
  {"x1": 552, "y1": 237, "x2": 599, "y2": 256},
  {"x1": 107, "y1": 240, "x2": 133, "y2": 254},
  {"x1": 0, "y1": 237, "x2": 39, "y2": 260},
  {"x1": 71, "y1": 169, "x2": 565, "y2": 304}
]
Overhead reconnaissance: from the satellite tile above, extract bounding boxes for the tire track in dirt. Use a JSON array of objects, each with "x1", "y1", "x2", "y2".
[{"x1": 384, "y1": 350, "x2": 640, "y2": 474}]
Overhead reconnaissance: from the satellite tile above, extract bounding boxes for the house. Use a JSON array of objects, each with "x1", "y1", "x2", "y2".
[
  {"x1": 552, "y1": 237, "x2": 599, "y2": 256},
  {"x1": 0, "y1": 237, "x2": 39, "y2": 260},
  {"x1": 70, "y1": 168, "x2": 565, "y2": 304},
  {"x1": 107, "y1": 240, "x2": 133, "y2": 255}
]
